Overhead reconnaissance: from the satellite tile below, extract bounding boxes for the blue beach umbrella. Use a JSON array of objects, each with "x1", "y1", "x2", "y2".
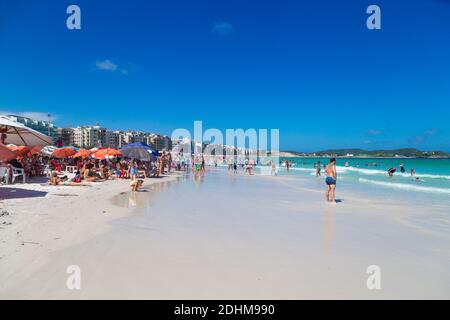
[{"x1": 119, "y1": 142, "x2": 158, "y2": 161}]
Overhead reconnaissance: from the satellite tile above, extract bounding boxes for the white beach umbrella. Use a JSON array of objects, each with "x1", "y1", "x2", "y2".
[
  {"x1": 41, "y1": 145, "x2": 57, "y2": 155},
  {"x1": 0, "y1": 116, "x2": 52, "y2": 146}
]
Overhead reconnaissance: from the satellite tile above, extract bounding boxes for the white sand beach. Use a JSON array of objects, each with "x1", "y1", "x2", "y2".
[{"x1": 1, "y1": 168, "x2": 449, "y2": 299}]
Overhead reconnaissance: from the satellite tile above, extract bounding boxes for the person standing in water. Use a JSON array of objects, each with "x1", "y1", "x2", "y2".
[
  {"x1": 285, "y1": 160, "x2": 290, "y2": 172},
  {"x1": 316, "y1": 161, "x2": 321, "y2": 177},
  {"x1": 325, "y1": 158, "x2": 337, "y2": 203}
]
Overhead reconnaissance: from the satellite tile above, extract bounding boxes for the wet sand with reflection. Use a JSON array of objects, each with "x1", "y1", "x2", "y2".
[{"x1": 3, "y1": 168, "x2": 450, "y2": 299}]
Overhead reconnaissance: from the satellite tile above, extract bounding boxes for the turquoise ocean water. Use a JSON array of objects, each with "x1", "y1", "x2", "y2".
[{"x1": 276, "y1": 157, "x2": 450, "y2": 206}]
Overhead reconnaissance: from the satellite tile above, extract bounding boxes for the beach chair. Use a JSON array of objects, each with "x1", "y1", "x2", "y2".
[
  {"x1": 0, "y1": 166, "x2": 9, "y2": 184},
  {"x1": 43, "y1": 164, "x2": 52, "y2": 177},
  {"x1": 11, "y1": 166, "x2": 26, "y2": 184}
]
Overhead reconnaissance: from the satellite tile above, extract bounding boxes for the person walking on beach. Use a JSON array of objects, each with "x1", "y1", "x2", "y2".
[
  {"x1": 200, "y1": 155, "x2": 205, "y2": 174},
  {"x1": 159, "y1": 152, "x2": 166, "y2": 175},
  {"x1": 167, "y1": 152, "x2": 172, "y2": 173},
  {"x1": 271, "y1": 161, "x2": 277, "y2": 176},
  {"x1": 316, "y1": 161, "x2": 321, "y2": 177},
  {"x1": 325, "y1": 158, "x2": 337, "y2": 203},
  {"x1": 129, "y1": 161, "x2": 138, "y2": 181}
]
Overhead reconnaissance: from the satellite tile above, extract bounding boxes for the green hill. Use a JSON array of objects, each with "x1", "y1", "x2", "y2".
[{"x1": 283, "y1": 148, "x2": 449, "y2": 158}]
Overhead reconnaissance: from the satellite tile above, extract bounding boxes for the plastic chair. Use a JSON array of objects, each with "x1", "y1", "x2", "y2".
[
  {"x1": 0, "y1": 166, "x2": 9, "y2": 184},
  {"x1": 11, "y1": 166, "x2": 26, "y2": 184},
  {"x1": 43, "y1": 164, "x2": 52, "y2": 177}
]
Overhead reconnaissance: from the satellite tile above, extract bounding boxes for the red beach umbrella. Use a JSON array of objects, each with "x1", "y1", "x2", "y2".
[
  {"x1": 27, "y1": 145, "x2": 43, "y2": 157},
  {"x1": 92, "y1": 148, "x2": 122, "y2": 159},
  {"x1": 0, "y1": 145, "x2": 17, "y2": 162},
  {"x1": 72, "y1": 149, "x2": 92, "y2": 159},
  {"x1": 52, "y1": 147, "x2": 76, "y2": 159},
  {"x1": 7, "y1": 145, "x2": 30, "y2": 156}
]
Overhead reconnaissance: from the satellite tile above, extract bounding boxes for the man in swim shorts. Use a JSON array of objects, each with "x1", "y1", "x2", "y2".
[{"x1": 325, "y1": 158, "x2": 337, "y2": 203}]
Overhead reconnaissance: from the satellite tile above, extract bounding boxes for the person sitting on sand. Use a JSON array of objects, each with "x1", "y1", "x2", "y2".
[
  {"x1": 325, "y1": 158, "x2": 337, "y2": 203},
  {"x1": 130, "y1": 179, "x2": 144, "y2": 191},
  {"x1": 50, "y1": 171, "x2": 90, "y2": 186},
  {"x1": 99, "y1": 161, "x2": 110, "y2": 180},
  {"x1": 83, "y1": 164, "x2": 104, "y2": 182}
]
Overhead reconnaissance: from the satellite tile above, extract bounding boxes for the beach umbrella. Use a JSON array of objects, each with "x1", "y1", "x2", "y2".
[
  {"x1": 52, "y1": 147, "x2": 76, "y2": 158},
  {"x1": 6, "y1": 145, "x2": 31, "y2": 156},
  {"x1": 0, "y1": 144, "x2": 18, "y2": 162},
  {"x1": 119, "y1": 142, "x2": 158, "y2": 161},
  {"x1": 27, "y1": 145, "x2": 43, "y2": 157},
  {"x1": 61, "y1": 145, "x2": 79, "y2": 150},
  {"x1": 72, "y1": 149, "x2": 92, "y2": 158},
  {"x1": 0, "y1": 116, "x2": 52, "y2": 146},
  {"x1": 92, "y1": 148, "x2": 122, "y2": 160},
  {"x1": 41, "y1": 145, "x2": 57, "y2": 156}
]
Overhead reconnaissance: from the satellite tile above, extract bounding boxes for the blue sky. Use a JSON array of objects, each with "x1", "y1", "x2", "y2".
[{"x1": 0, "y1": 0, "x2": 449, "y2": 151}]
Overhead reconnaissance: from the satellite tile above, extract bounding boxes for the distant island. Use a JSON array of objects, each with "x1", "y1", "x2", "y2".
[{"x1": 279, "y1": 148, "x2": 450, "y2": 158}]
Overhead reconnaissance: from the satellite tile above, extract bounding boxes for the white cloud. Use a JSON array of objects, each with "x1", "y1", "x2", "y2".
[
  {"x1": 212, "y1": 21, "x2": 233, "y2": 35},
  {"x1": 367, "y1": 129, "x2": 383, "y2": 136},
  {"x1": 94, "y1": 59, "x2": 128, "y2": 74},
  {"x1": 95, "y1": 59, "x2": 118, "y2": 72}
]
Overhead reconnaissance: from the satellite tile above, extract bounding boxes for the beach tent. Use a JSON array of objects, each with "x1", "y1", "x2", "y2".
[
  {"x1": 0, "y1": 116, "x2": 52, "y2": 146},
  {"x1": 119, "y1": 142, "x2": 158, "y2": 161}
]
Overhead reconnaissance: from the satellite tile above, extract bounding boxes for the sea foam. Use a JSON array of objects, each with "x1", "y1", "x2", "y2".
[{"x1": 358, "y1": 178, "x2": 450, "y2": 194}]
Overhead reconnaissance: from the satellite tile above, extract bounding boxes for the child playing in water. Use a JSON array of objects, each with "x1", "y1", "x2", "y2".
[{"x1": 130, "y1": 179, "x2": 144, "y2": 191}]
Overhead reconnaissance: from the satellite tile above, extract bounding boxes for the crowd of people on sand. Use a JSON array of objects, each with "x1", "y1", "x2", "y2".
[
  {"x1": 2, "y1": 143, "x2": 427, "y2": 202},
  {"x1": 0, "y1": 150, "x2": 178, "y2": 192}
]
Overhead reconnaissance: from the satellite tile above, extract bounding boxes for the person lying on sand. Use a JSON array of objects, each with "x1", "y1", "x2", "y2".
[
  {"x1": 130, "y1": 179, "x2": 144, "y2": 191},
  {"x1": 50, "y1": 171, "x2": 90, "y2": 186}
]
